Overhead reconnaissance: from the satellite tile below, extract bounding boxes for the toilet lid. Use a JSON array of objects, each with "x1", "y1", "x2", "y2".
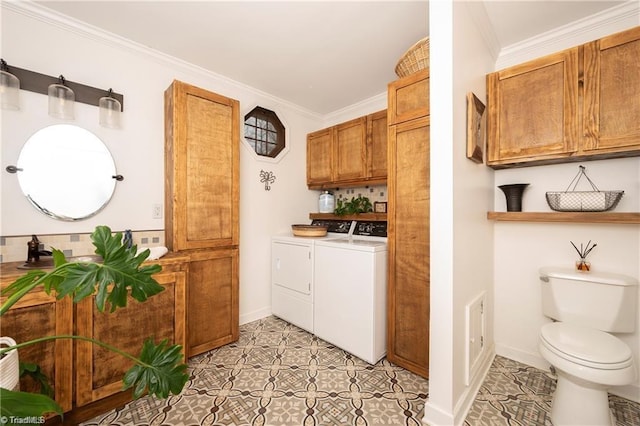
[{"x1": 540, "y1": 323, "x2": 633, "y2": 368}]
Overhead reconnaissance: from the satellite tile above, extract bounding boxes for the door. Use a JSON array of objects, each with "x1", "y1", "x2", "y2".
[
  {"x1": 186, "y1": 248, "x2": 239, "y2": 357},
  {"x1": 333, "y1": 117, "x2": 367, "y2": 183},
  {"x1": 487, "y1": 48, "x2": 579, "y2": 166},
  {"x1": 272, "y1": 241, "x2": 312, "y2": 295},
  {"x1": 387, "y1": 116, "x2": 430, "y2": 378},
  {"x1": 164, "y1": 80, "x2": 240, "y2": 251},
  {"x1": 367, "y1": 110, "x2": 388, "y2": 179},
  {"x1": 306, "y1": 128, "x2": 333, "y2": 187}
]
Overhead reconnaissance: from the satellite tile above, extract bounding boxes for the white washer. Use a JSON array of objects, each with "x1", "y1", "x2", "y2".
[{"x1": 313, "y1": 235, "x2": 387, "y2": 364}]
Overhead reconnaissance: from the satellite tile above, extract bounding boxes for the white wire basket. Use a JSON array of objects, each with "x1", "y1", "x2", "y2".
[{"x1": 545, "y1": 166, "x2": 624, "y2": 212}]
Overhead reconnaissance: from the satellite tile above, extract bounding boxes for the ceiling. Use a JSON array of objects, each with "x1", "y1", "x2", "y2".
[{"x1": 34, "y1": 1, "x2": 626, "y2": 115}]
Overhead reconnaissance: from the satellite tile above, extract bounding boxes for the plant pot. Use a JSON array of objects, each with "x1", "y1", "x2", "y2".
[
  {"x1": 0, "y1": 336, "x2": 20, "y2": 391},
  {"x1": 498, "y1": 184, "x2": 530, "y2": 212}
]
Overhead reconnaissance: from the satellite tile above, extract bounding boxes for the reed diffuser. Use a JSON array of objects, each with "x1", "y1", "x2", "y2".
[{"x1": 571, "y1": 240, "x2": 597, "y2": 271}]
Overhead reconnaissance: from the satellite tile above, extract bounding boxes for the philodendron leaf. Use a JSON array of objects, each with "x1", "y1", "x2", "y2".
[
  {"x1": 55, "y1": 225, "x2": 163, "y2": 312},
  {"x1": 122, "y1": 338, "x2": 189, "y2": 399},
  {"x1": 0, "y1": 387, "x2": 62, "y2": 419}
]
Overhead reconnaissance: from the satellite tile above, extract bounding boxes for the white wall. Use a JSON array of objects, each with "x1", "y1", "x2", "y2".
[
  {"x1": 423, "y1": 2, "x2": 497, "y2": 425},
  {"x1": 491, "y1": 6, "x2": 640, "y2": 403},
  {"x1": 0, "y1": 2, "x2": 320, "y2": 325}
]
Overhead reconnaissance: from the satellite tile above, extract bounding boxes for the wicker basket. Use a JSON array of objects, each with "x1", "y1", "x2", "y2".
[
  {"x1": 291, "y1": 224, "x2": 327, "y2": 237},
  {"x1": 395, "y1": 37, "x2": 429, "y2": 78}
]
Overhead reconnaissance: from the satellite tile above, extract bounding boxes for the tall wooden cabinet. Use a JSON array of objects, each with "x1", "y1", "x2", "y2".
[
  {"x1": 165, "y1": 80, "x2": 240, "y2": 357},
  {"x1": 487, "y1": 26, "x2": 640, "y2": 168},
  {"x1": 387, "y1": 69, "x2": 430, "y2": 379}
]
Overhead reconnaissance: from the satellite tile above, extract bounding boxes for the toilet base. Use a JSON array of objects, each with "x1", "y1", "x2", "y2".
[{"x1": 551, "y1": 370, "x2": 614, "y2": 426}]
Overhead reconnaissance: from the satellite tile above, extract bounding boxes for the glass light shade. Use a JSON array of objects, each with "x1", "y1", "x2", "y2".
[
  {"x1": 48, "y1": 83, "x2": 75, "y2": 120},
  {"x1": 99, "y1": 95, "x2": 121, "y2": 128},
  {"x1": 0, "y1": 70, "x2": 20, "y2": 110}
]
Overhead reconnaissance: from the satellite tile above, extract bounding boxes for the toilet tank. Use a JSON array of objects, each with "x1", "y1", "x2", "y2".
[{"x1": 539, "y1": 267, "x2": 638, "y2": 332}]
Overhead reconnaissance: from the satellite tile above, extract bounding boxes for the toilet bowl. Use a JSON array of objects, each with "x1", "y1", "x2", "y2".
[{"x1": 538, "y1": 267, "x2": 638, "y2": 426}]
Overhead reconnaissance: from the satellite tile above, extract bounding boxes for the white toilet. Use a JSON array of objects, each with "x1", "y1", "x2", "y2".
[{"x1": 538, "y1": 267, "x2": 638, "y2": 426}]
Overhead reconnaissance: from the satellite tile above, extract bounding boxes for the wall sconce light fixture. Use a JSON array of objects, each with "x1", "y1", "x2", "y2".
[
  {"x1": 99, "y1": 88, "x2": 122, "y2": 128},
  {"x1": 0, "y1": 58, "x2": 124, "y2": 125},
  {"x1": 0, "y1": 59, "x2": 20, "y2": 111},
  {"x1": 48, "y1": 75, "x2": 75, "y2": 120}
]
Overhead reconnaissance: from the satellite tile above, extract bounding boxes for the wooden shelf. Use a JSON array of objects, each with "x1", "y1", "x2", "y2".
[
  {"x1": 487, "y1": 212, "x2": 640, "y2": 224},
  {"x1": 309, "y1": 213, "x2": 387, "y2": 222}
]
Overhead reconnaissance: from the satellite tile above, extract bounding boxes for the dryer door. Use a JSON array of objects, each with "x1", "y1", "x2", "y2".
[{"x1": 272, "y1": 241, "x2": 312, "y2": 295}]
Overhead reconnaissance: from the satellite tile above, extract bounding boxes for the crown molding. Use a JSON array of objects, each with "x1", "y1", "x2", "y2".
[
  {"x1": 2, "y1": 0, "x2": 324, "y2": 121},
  {"x1": 464, "y1": 1, "x2": 501, "y2": 62},
  {"x1": 496, "y1": 0, "x2": 640, "y2": 69}
]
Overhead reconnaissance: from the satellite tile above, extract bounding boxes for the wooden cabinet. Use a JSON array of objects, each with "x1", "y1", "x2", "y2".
[
  {"x1": 0, "y1": 274, "x2": 73, "y2": 412},
  {"x1": 306, "y1": 110, "x2": 387, "y2": 189},
  {"x1": 334, "y1": 117, "x2": 367, "y2": 182},
  {"x1": 582, "y1": 26, "x2": 640, "y2": 153},
  {"x1": 487, "y1": 26, "x2": 640, "y2": 168},
  {"x1": 185, "y1": 248, "x2": 239, "y2": 357},
  {"x1": 387, "y1": 71, "x2": 430, "y2": 379},
  {"x1": 164, "y1": 80, "x2": 240, "y2": 251},
  {"x1": 307, "y1": 128, "x2": 333, "y2": 186},
  {"x1": 0, "y1": 254, "x2": 188, "y2": 422},
  {"x1": 388, "y1": 69, "x2": 429, "y2": 126},
  {"x1": 74, "y1": 264, "x2": 187, "y2": 406},
  {"x1": 164, "y1": 80, "x2": 240, "y2": 358}
]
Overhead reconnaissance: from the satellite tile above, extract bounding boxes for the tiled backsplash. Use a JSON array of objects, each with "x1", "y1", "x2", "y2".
[
  {"x1": 332, "y1": 185, "x2": 387, "y2": 205},
  {"x1": 0, "y1": 230, "x2": 165, "y2": 263}
]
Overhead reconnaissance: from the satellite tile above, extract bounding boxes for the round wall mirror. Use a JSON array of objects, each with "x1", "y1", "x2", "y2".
[{"x1": 16, "y1": 124, "x2": 117, "y2": 221}]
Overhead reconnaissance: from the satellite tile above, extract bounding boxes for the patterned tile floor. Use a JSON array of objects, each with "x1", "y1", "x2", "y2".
[{"x1": 82, "y1": 316, "x2": 640, "y2": 426}]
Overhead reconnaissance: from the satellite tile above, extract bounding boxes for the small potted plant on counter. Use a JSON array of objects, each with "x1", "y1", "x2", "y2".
[{"x1": 0, "y1": 225, "x2": 189, "y2": 421}]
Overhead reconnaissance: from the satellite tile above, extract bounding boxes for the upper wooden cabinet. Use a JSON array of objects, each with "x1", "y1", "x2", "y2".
[
  {"x1": 582, "y1": 27, "x2": 640, "y2": 153},
  {"x1": 164, "y1": 80, "x2": 240, "y2": 250},
  {"x1": 388, "y1": 69, "x2": 429, "y2": 126},
  {"x1": 307, "y1": 110, "x2": 387, "y2": 189},
  {"x1": 487, "y1": 26, "x2": 640, "y2": 168}
]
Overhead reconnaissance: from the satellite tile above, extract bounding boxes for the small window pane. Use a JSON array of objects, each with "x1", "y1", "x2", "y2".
[{"x1": 244, "y1": 106, "x2": 285, "y2": 158}]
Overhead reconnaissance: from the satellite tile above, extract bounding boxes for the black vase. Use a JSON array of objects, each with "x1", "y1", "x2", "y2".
[{"x1": 498, "y1": 184, "x2": 530, "y2": 212}]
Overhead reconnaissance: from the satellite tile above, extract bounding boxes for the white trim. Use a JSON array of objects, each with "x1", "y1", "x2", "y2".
[
  {"x1": 3, "y1": 0, "x2": 323, "y2": 122},
  {"x1": 453, "y1": 347, "x2": 496, "y2": 426},
  {"x1": 239, "y1": 306, "x2": 271, "y2": 326},
  {"x1": 322, "y1": 91, "x2": 387, "y2": 126},
  {"x1": 496, "y1": 1, "x2": 640, "y2": 69},
  {"x1": 463, "y1": 1, "x2": 501, "y2": 62}
]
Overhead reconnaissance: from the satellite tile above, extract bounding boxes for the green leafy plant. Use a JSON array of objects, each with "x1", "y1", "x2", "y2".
[
  {"x1": 333, "y1": 196, "x2": 373, "y2": 216},
  {"x1": 0, "y1": 226, "x2": 189, "y2": 420}
]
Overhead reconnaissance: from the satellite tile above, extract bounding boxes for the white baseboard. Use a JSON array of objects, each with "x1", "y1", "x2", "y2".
[
  {"x1": 422, "y1": 346, "x2": 496, "y2": 426},
  {"x1": 239, "y1": 306, "x2": 272, "y2": 325}
]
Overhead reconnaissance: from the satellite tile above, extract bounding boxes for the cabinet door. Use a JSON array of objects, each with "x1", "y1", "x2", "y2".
[
  {"x1": 583, "y1": 26, "x2": 640, "y2": 153},
  {"x1": 187, "y1": 248, "x2": 239, "y2": 357},
  {"x1": 387, "y1": 116, "x2": 430, "y2": 379},
  {"x1": 388, "y1": 69, "x2": 429, "y2": 126},
  {"x1": 367, "y1": 110, "x2": 388, "y2": 179},
  {"x1": 306, "y1": 128, "x2": 333, "y2": 187},
  {"x1": 165, "y1": 80, "x2": 240, "y2": 251},
  {"x1": 487, "y1": 48, "x2": 579, "y2": 166},
  {"x1": 75, "y1": 270, "x2": 186, "y2": 406},
  {"x1": 333, "y1": 117, "x2": 367, "y2": 183},
  {"x1": 0, "y1": 286, "x2": 73, "y2": 412}
]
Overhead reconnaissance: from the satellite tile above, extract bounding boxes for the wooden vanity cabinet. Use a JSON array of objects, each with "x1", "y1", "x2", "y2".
[
  {"x1": 387, "y1": 71, "x2": 430, "y2": 379},
  {"x1": 487, "y1": 26, "x2": 640, "y2": 168},
  {"x1": 74, "y1": 262, "x2": 187, "y2": 406},
  {"x1": 0, "y1": 274, "x2": 73, "y2": 413},
  {"x1": 164, "y1": 80, "x2": 240, "y2": 358},
  {"x1": 306, "y1": 110, "x2": 387, "y2": 189}
]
